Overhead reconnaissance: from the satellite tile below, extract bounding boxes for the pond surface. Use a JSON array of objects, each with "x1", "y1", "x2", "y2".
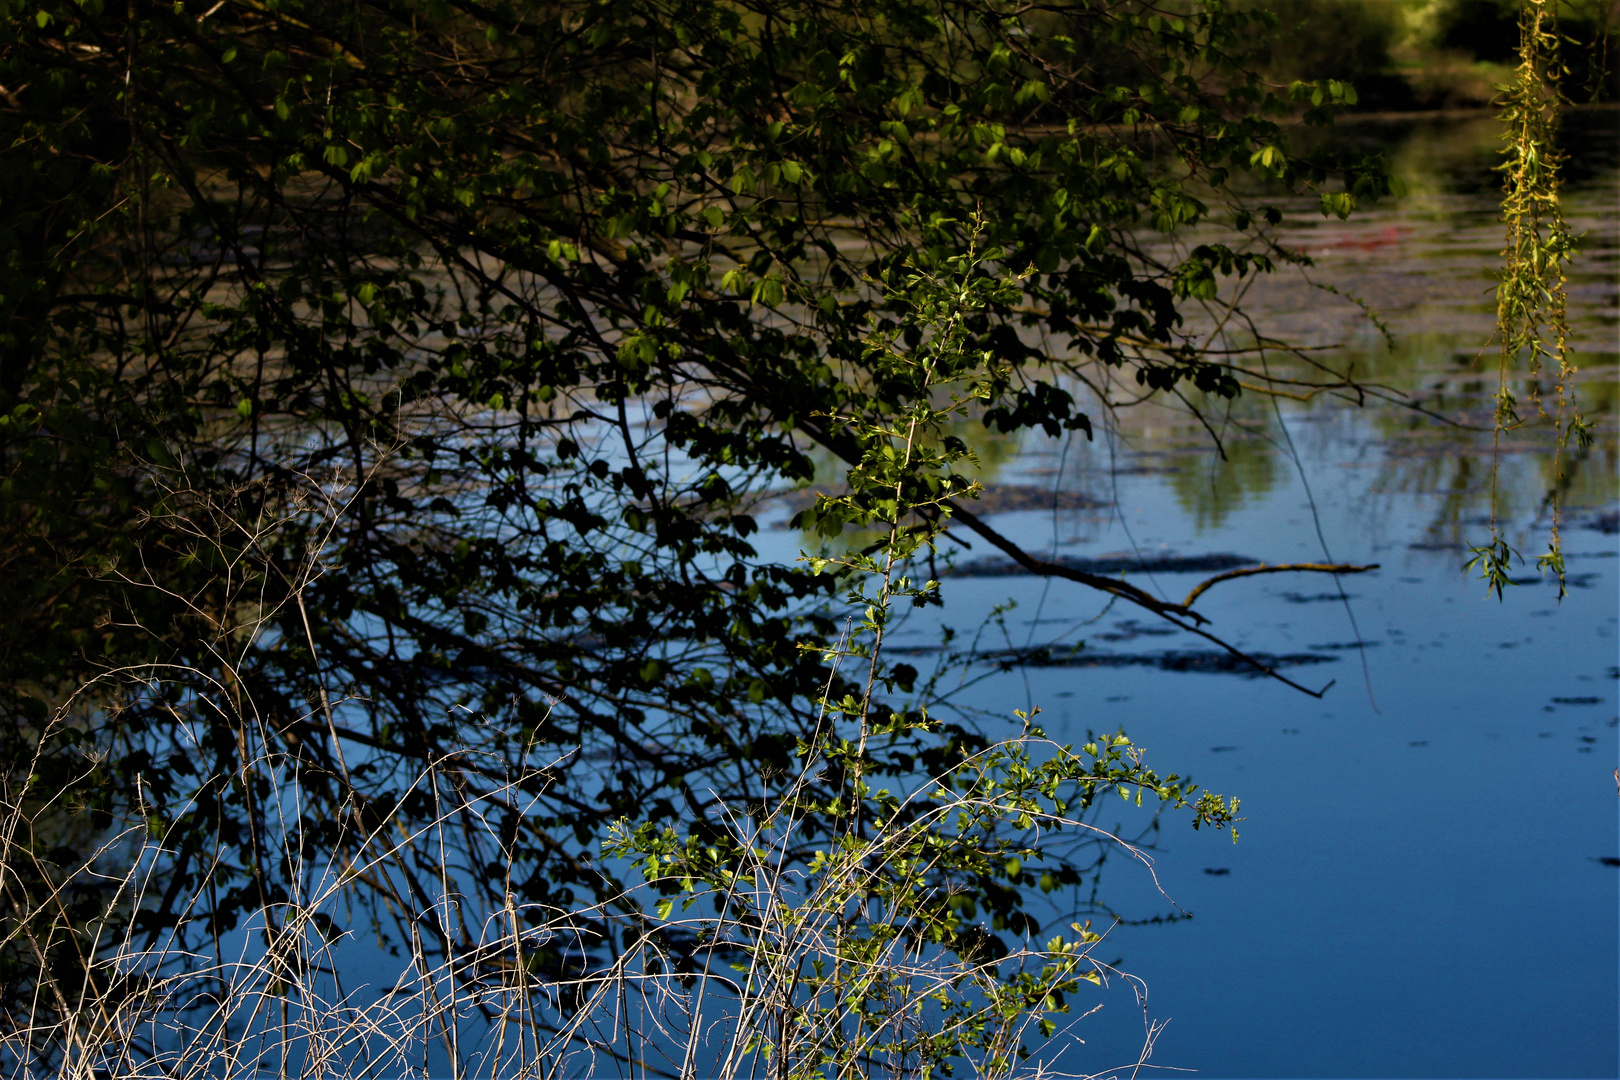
[
  {"x1": 769, "y1": 109, "x2": 1619, "y2": 1079},
  {"x1": 183, "y1": 111, "x2": 1614, "y2": 1080}
]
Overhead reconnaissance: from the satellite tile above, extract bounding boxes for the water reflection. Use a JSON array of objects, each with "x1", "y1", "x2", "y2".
[
  {"x1": 753, "y1": 110, "x2": 1618, "y2": 1076},
  {"x1": 933, "y1": 108, "x2": 1618, "y2": 1079},
  {"x1": 783, "y1": 110, "x2": 1617, "y2": 550},
  {"x1": 1094, "y1": 109, "x2": 1619, "y2": 544}
]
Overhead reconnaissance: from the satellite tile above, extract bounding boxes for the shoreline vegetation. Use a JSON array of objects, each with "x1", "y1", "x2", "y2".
[
  {"x1": 0, "y1": 0, "x2": 1602, "y2": 1076},
  {"x1": 1241, "y1": 0, "x2": 1616, "y2": 113}
]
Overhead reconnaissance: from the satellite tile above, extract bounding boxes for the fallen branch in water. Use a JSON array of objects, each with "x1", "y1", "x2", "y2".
[
  {"x1": 1182, "y1": 563, "x2": 1381, "y2": 609},
  {"x1": 945, "y1": 504, "x2": 1209, "y2": 624}
]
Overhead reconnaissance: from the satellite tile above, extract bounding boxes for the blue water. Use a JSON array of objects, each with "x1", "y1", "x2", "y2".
[
  {"x1": 479, "y1": 111, "x2": 1620, "y2": 1077},
  {"x1": 758, "y1": 111, "x2": 1620, "y2": 1079},
  {"x1": 922, "y1": 436, "x2": 1618, "y2": 1078},
  {"x1": 158, "y1": 113, "x2": 1617, "y2": 1080}
]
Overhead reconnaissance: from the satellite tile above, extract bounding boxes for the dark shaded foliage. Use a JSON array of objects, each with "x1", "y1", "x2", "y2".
[{"x1": 0, "y1": 0, "x2": 1387, "y2": 1040}]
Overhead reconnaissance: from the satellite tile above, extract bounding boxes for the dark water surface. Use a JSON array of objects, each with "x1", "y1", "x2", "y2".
[{"x1": 766, "y1": 109, "x2": 1619, "y2": 1078}]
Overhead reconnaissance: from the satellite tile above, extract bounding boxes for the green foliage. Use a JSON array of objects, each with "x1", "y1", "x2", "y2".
[
  {"x1": 1245, "y1": 0, "x2": 1398, "y2": 85},
  {"x1": 605, "y1": 245, "x2": 1239, "y2": 1078},
  {"x1": 1470, "y1": 0, "x2": 1592, "y2": 599},
  {"x1": 0, "y1": 0, "x2": 1377, "y2": 1044},
  {"x1": 1433, "y1": 0, "x2": 1617, "y2": 99},
  {"x1": 605, "y1": 726, "x2": 1236, "y2": 1078}
]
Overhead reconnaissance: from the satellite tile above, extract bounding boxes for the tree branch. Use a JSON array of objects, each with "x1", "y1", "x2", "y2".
[
  {"x1": 942, "y1": 503, "x2": 1346, "y2": 697},
  {"x1": 1181, "y1": 562, "x2": 1380, "y2": 609},
  {"x1": 943, "y1": 502, "x2": 1207, "y2": 625}
]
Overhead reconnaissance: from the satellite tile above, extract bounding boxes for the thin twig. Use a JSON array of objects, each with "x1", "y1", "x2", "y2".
[{"x1": 1181, "y1": 562, "x2": 1380, "y2": 609}]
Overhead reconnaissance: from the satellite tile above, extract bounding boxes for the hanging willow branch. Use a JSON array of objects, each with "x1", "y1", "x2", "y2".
[{"x1": 1469, "y1": 0, "x2": 1594, "y2": 600}]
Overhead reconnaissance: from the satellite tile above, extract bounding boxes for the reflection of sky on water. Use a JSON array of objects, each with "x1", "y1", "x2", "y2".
[
  {"x1": 764, "y1": 110, "x2": 1618, "y2": 1078},
  {"x1": 209, "y1": 113, "x2": 1614, "y2": 1080},
  {"x1": 910, "y1": 429, "x2": 1615, "y2": 1079}
]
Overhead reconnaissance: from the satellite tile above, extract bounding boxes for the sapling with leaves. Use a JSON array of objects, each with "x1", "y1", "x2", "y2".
[
  {"x1": 608, "y1": 233, "x2": 1240, "y2": 1080},
  {"x1": 801, "y1": 220, "x2": 1027, "y2": 821}
]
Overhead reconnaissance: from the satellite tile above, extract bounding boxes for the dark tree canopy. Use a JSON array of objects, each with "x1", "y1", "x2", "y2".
[{"x1": 0, "y1": 0, "x2": 1390, "y2": 1032}]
